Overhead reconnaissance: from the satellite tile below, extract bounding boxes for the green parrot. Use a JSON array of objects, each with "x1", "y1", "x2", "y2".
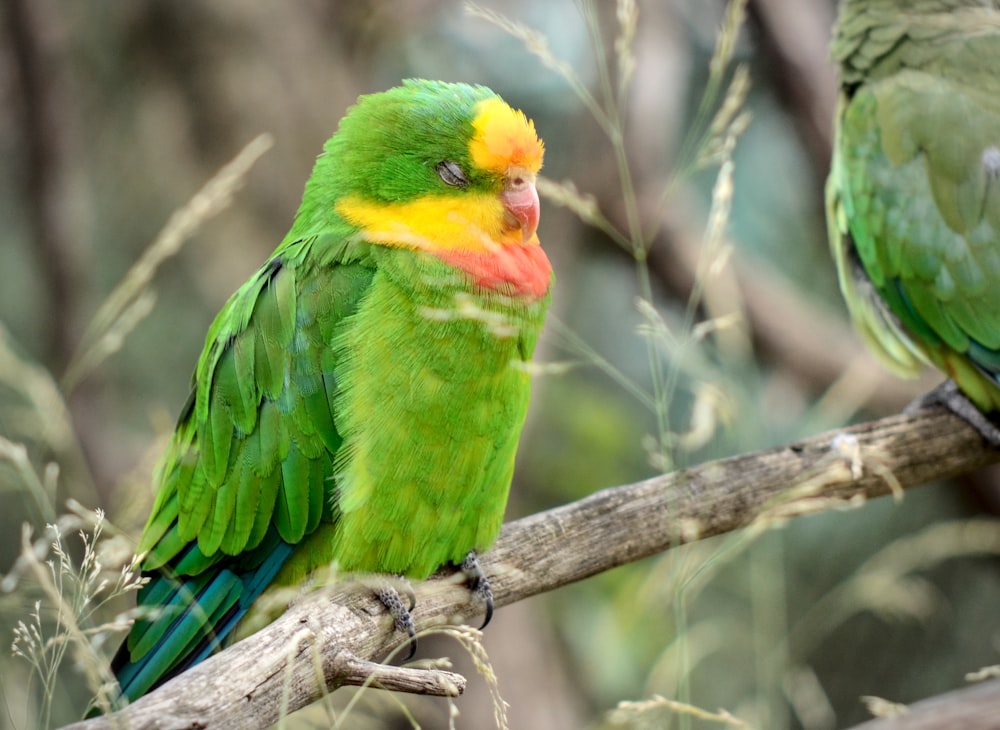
[
  {"x1": 827, "y1": 0, "x2": 1000, "y2": 437},
  {"x1": 109, "y1": 79, "x2": 551, "y2": 704}
]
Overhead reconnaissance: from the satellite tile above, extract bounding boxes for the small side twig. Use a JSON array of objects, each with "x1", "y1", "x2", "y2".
[{"x1": 336, "y1": 654, "x2": 465, "y2": 696}]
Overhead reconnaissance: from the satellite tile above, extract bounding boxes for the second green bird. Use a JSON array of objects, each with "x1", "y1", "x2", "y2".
[
  {"x1": 109, "y1": 79, "x2": 551, "y2": 704},
  {"x1": 828, "y1": 0, "x2": 1000, "y2": 436}
]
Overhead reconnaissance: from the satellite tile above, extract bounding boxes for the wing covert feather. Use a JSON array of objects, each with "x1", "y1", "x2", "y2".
[
  {"x1": 137, "y1": 240, "x2": 374, "y2": 571},
  {"x1": 836, "y1": 70, "x2": 1000, "y2": 381}
]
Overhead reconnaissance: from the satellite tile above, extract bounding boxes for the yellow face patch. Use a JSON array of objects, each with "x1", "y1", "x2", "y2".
[
  {"x1": 336, "y1": 192, "x2": 528, "y2": 253},
  {"x1": 469, "y1": 97, "x2": 544, "y2": 176}
]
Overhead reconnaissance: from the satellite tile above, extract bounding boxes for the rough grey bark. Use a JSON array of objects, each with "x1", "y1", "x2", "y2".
[
  {"x1": 61, "y1": 403, "x2": 1000, "y2": 729},
  {"x1": 847, "y1": 678, "x2": 1000, "y2": 729}
]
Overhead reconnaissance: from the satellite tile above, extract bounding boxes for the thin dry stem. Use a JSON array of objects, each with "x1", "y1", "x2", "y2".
[{"x1": 63, "y1": 134, "x2": 274, "y2": 392}]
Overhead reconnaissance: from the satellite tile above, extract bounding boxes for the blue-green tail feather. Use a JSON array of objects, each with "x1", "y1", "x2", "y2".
[{"x1": 111, "y1": 532, "x2": 295, "y2": 704}]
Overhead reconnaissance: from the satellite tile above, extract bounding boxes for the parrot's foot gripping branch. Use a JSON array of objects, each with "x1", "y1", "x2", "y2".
[
  {"x1": 460, "y1": 550, "x2": 494, "y2": 630},
  {"x1": 375, "y1": 580, "x2": 418, "y2": 658},
  {"x1": 907, "y1": 380, "x2": 1000, "y2": 448},
  {"x1": 375, "y1": 551, "x2": 494, "y2": 661}
]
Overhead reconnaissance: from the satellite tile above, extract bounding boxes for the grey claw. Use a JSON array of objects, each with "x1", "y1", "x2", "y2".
[
  {"x1": 908, "y1": 380, "x2": 1000, "y2": 447},
  {"x1": 375, "y1": 584, "x2": 417, "y2": 659},
  {"x1": 461, "y1": 551, "x2": 495, "y2": 629}
]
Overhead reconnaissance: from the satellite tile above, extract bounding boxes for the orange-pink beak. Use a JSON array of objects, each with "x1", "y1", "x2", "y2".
[{"x1": 501, "y1": 170, "x2": 539, "y2": 242}]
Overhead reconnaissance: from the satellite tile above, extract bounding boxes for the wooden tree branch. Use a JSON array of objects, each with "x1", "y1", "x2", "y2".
[
  {"x1": 62, "y1": 403, "x2": 1000, "y2": 729},
  {"x1": 847, "y1": 679, "x2": 1000, "y2": 730}
]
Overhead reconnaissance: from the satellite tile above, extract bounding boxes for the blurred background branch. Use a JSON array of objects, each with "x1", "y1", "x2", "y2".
[{"x1": 4, "y1": 0, "x2": 78, "y2": 372}]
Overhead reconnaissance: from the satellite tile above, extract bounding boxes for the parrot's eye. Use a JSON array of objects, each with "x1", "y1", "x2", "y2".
[{"x1": 436, "y1": 161, "x2": 469, "y2": 188}]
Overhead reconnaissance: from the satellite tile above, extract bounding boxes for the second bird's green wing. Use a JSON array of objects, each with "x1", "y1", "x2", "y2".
[{"x1": 831, "y1": 68, "x2": 1000, "y2": 405}]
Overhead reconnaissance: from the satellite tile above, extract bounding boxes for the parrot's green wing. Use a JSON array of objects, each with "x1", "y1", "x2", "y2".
[
  {"x1": 112, "y1": 233, "x2": 374, "y2": 700},
  {"x1": 828, "y1": 14, "x2": 1000, "y2": 411}
]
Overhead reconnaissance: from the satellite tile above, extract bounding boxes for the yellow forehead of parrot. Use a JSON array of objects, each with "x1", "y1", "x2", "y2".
[{"x1": 469, "y1": 97, "x2": 544, "y2": 176}]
